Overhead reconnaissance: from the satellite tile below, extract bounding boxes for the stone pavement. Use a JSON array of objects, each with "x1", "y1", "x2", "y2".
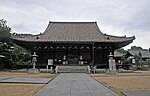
[
  {"x1": 36, "y1": 73, "x2": 118, "y2": 96},
  {"x1": 0, "y1": 77, "x2": 52, "y2": 84},
  {"x1": 0, "y1": 77, "x2": 13, "y2": 81}
]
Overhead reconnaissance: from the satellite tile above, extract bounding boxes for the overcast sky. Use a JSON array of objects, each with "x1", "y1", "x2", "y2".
[{"x1": 0, "y1": 0, "x2": 150, "y2": 49}]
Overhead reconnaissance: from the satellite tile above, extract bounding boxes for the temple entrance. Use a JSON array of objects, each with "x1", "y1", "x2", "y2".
[
  {"x1": 68, "y1": 55, "x2": 78, "y2": 64},
  {"x1": 68, "y1": 50, "x2": 78, "y2": 64}
]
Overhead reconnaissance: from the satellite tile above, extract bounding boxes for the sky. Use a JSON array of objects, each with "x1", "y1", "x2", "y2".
[{"x1": 0, "y1": 0, "x2": 150, "y2": 49}]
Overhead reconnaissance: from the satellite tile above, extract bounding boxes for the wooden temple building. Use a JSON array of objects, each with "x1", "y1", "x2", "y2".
[{"x1": 12, "y1": 22, "x2": 135, "y2": 68}]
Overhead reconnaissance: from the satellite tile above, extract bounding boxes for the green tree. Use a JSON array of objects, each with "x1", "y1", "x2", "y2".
[
  {"x1": 0, "y1": 19, "x2": 31, "y2": 69},
  {"x1": 12, "y1": 44, "x2": 30, "y2": 63},
  {"x1": 0, "y1": 42, "x2": 13, "y2": 68},
  {"x1": 134, "y1": 53, "x2": 145, "y2": 70},
  {"x1": 0, "y1": 19, "x2": 13, "y2": 69},
  {"x1": 0, "y1": 19, "x2": 11, "y2": 43},
  {"x1": 116, "y1": 48, "x2": 127, "y2": 54}
]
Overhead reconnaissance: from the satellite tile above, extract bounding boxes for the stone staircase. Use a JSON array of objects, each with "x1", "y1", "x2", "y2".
[{"x1": 55, "y1": 65, "x2": 90, "y2": 73}]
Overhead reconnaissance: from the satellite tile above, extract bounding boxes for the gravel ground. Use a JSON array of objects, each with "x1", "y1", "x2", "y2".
[
  {"x1": 91, "y1": 71, "x2": 150, "y2": 95},
  {"x1": 0, "y1": 83, "x2": 44, "y2": 96},
  {"x1": 0, "y1": 71, "x2": 149, "y2": 96},
  {"x1": 0, "y1": 71, "x2": 56, "y2": 96}
]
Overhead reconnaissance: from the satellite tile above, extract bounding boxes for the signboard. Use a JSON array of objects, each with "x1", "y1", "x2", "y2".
[{"x1": 48, "y1": 59, "x2": 53, "y2": 65}]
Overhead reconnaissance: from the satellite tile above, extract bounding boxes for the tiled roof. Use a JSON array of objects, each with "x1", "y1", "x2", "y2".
[
  {"x1": 114, "y1": 51, "x2": 125, "y2": 57},
  {"x1": 12, "y1": 22, "x2": 135, "y2": 43},
  {"x1": 128, "y1": 47, "x2": 150, "y2": 58}
]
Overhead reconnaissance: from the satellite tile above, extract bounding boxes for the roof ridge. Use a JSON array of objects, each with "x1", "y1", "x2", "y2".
[{"x1": 49, "y1": 21, "x2": 97, "y2": 23}]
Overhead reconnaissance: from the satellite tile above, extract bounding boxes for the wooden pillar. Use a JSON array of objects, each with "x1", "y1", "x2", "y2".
[{"x1": 92, "y1": 43, "x2": 94, "y2": 65}]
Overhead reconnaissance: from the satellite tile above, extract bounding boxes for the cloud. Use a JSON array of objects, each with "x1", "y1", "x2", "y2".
[{"x1": 0, "y1": 0, "x2": 150, "y2": 49}]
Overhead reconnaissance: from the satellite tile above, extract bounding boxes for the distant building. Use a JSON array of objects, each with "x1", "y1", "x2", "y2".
[
  {"x1": 12, "y1": 21, "x2": 135, "y2": 68},
  {"x1": 126, "y1": 46, "x2": 150, "y2": 61},
  {"x1": 114, "y1": 51, "x2": 125, "y2": 64}
]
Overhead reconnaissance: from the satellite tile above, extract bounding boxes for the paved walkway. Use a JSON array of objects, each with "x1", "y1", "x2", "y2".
[
  {"x1": 0, "y1": 77, "x2": 13, "y2": 81},
  {"x1": 36, "y1": 73, "x2": 118, "y2": 96}
]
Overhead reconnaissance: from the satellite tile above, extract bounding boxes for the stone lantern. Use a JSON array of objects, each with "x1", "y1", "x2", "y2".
[
  {"x1": 32, "y1": 52, "x2": 37, "y2": 69},
  {"x1": 28, "y1": 52, "x2": 40, "y2": 74},
  {"x1": 107, "y1": 52, "x2": 117, "y2": 74}
]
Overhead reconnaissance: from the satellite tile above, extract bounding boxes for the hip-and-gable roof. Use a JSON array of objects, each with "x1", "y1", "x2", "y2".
[{"x1": 12, "y1": 21, "x2": 135, "y2": 43}]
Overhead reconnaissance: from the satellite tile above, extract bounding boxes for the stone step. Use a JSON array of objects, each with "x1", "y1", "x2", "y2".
[{"x1": 56, "y1": 65, "x2": 89, "y2": 73}]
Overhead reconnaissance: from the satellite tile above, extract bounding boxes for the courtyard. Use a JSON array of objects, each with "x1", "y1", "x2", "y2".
[
  {"x1": 91, "y1": 71, "x2": 150, "y2": 96},
  {"x1": 0, "y1": 72, "x2": 56, "y2": 96},
  {"x1": 0, "y1": 71, "x2": 149, "y2": 96}
]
